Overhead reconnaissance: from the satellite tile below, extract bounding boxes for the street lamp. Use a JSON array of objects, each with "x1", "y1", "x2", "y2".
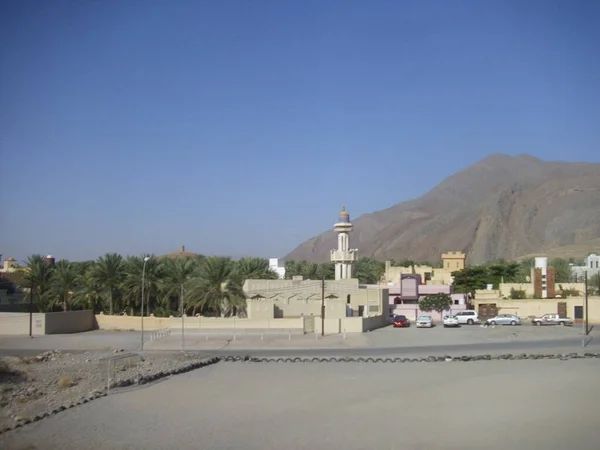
[{"x1": 141, "y1": 256, "x2": 150, "y2": 351}]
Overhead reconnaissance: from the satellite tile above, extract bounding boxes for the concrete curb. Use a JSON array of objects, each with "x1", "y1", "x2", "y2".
[{"x1": 220, "y1": 352, "x2": 600, "y2": 363}]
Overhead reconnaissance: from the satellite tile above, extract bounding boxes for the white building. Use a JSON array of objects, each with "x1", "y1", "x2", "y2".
[
  {"x1": 570, "y1": 253, "x2": 600, "y2": 281},
  {"x1": 330, "y1": 205, "x2": 358, "y2": 280},
  {"x1": 269, "y1": 258, "x2": 286, "y2": 279}
]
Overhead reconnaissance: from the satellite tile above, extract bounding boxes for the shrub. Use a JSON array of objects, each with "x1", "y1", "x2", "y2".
[{"x1": 510, "y1": 288, "x2": 526, "y2": 299}]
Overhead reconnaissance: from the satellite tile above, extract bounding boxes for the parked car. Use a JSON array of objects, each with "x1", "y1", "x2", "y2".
[
  {"x1": 454, "y1": 310, "x2": 480, "y2": 325},
  {"x1": 443, "y1": 315, "x2": 459, "y2": 328},
  {"x1": 393, "y1": 315, "x2": 410, "y2": 328},
  {"x1": 486, "y1": 314, "x2": 521, "y2": 326},
  {"x1": 531, "y1": 313, "x2": 574, "y2": 326},
  {"x1": 416, "y1": 316, "x2": 433, "y2": 328}
]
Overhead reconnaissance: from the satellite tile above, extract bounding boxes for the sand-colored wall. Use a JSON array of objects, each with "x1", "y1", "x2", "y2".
[
  {"x1": 472, "y1": 296, "x2": 600, "y2": 322},
  {"x1": 0, "y1": 310, "x2": 95, "y2": 335},
  {"x1": 244, "y1": 278, "x2": 388, "y2": 320},
  {"x1": 95, "y1": 314, "x2": 305, "y2": 331}
]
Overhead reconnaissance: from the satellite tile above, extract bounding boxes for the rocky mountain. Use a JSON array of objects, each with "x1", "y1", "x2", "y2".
[{"x1": 284, "y1": 154, "x2": 600, "y2": 264}]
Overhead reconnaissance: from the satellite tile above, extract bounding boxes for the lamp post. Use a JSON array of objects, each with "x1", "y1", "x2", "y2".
[{"x1": 141, "y1": 256, "x2": 150, "y2": 351}]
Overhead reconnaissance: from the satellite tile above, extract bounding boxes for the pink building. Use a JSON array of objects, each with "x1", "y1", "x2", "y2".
[
  {"x1": 388, "y1": 274, "x2": 452, "y2": 305},
  {"x1": 387, "y1": 274, "x2": 468, "y2": 320}
]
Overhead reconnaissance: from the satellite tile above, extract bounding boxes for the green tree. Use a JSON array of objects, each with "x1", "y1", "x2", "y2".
[
  {"x1": 22, "y1": 254, "x2": 54, "y2": 312},
  {"x1": 451, "y1": 266, "x2": 489, "y2": 294},
  {"x1": 49, "y1": 260, "x2": 80, "y2": 311},
  {"x1": 91, "y1": 253, "x2": 125, "y2": 314},
  {"x1": 486, "y1": 260, "x2": 521, "y2": 287},
  {"x1": 235, "y1": 257, "x2": 279, "y2": 280},
  {"x1": 419, "y1": 293, "x2": 452, "y2": 317},
  {"x1": 284, "y1": 260, "x2": 334, "y2": 280},
  {"x1": 354, "y1": 257, "x2": 385, "y2": 284},
  {"x1": 186, "y1": 256, "x2": 245, "y2": 316},
  {"x1": 588, "y1": 273, "x2": 600, "y2": 296},
  {"x1": 121, "y1": 255, "x2": 163, "y2": 316},
  {"x1": 550, "y1": 258, "x2": 572, "y2": 283},
  {"x1": 71, "y1": 268, "x2": 104, "y2": 312},
  {"x1": 160, "y1": 258, "x2": 197, "y2": 316}
]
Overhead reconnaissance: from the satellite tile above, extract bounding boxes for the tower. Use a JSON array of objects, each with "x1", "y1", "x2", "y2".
[{"x1": 330, "y1": 205, "x2": 357, "y2": 280}]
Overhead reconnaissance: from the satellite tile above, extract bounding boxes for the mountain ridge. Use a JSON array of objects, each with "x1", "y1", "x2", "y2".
[{"x1": 284, "y1": 154, "x2": 600, "y2": 264}]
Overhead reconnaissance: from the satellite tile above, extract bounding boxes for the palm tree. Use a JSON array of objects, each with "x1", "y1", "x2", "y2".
[
  {"x1": 71, "y1": 268, "x2": 104, "y2": 312},
  {"x1": 234, "y1": 257, "x2": 279, "y2": 280},
  {"x1": 354, "y1": 258, "x2": 385, "y2": 284},
  {"x1": 186, "y1": 256, "x2": 245, "y2": 317},
  {"x1": 49, "y1": 260, "x2": 79, "y2": 311},
  {"x1": 91, "y1": 253, "x2": 125, "y2": 314},
  {"x1": 121, "y1": 255, "x2": 163, "y2": 316},
  {"x1": 284, "y1": 260, "x2": 334, "y2": 280},
  {"x1": 22, "y1": 254, "x2": 53, "y2": 312},
  {"x1": 160, "y1": 258, "x2": 197, "y2": 315}
]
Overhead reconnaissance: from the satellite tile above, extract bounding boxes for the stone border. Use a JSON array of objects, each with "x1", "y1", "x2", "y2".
[
  {"x1": 0, "y1": 357, "x2": 221, "y2": 435},
  {"x1": 221, "y1": 352, "x2": 600, "y2": 363}
]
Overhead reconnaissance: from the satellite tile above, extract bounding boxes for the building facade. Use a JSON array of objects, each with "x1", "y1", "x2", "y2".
[
  {"x1": 570, "y1": 253, "x2": 600, "y2": 281},
  {"x1": 382, "y1": 251, "x2": 466, "y2": 285},
  {"x1": 269, "y1": 258, "x2": 286, "y2": 279}
]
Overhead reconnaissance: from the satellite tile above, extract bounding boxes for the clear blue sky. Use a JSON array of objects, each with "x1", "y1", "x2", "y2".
[{"x1": 1, "y1": 0, "x2": 599, "y2": 263}]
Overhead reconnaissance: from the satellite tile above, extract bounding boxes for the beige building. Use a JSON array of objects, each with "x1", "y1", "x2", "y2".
[
  {"x1": 383, "y1": 251, "x2": 466, "y2": 285},
  {"x1": 243, "y1": 206, "x2": 388, "y2": 330},
  {"x1": 0, "y1": 257, "x2": 19, "y2": 273},
  {"x1": 475, "y1": 280, "x2": 586, "y2": 300},
  {"x1": 473, "y1": 296, "x2": 600, "y2": 323},
  {"x1": 243, "y1": 277, "x2": 388, "y2": 321}
]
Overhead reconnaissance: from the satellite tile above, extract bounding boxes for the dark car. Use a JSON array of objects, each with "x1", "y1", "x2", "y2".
[{"x1": 393, "y1": 315, "x2": 410, "y2": 328}]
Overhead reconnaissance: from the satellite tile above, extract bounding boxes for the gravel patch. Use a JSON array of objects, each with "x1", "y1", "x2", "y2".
[{"x1": 0, "y1": 350, "x2": 219, "y2": 432}]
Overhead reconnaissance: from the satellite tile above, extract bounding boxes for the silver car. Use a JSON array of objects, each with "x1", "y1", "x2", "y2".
[
  {"x1": 486, "y1": 314, "x2": 521, "y2": 326},
  {"x1": 416, "y1": 315, "x2": 433, "y2": 328}
]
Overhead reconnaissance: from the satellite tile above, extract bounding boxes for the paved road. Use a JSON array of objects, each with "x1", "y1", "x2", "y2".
[
  {"x1": 0, "y1": 325, "x2": 596, "y2": 358},
  {"x1": 2, "y1": 359, "x2": 599, "y2": 450}
]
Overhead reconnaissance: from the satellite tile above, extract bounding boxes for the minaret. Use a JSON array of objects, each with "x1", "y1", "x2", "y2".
[{"x1": 330, "y1": 205, "x2": 357, "y2": 280}]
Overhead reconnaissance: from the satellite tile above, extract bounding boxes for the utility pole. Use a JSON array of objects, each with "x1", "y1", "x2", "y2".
[
  {"x1": 181, "y1": 283, "x2": 185, "y2": 351},
  {"x1": 584, "y1": 271, "x2": 589, "y2": 336},
  {"x1": 321, "y1": 274, "x2": 325, "y2": 337},
  {"x1": 29, "y1": 282, "x2": 34, "y2": 338}
]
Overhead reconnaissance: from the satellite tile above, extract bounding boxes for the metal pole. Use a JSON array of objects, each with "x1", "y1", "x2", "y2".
[
  {"x1": 321, "y1": 275, "x2": 325, "y2": 337},
  {"x1": 29, "y1": 282, "x2": 34, "y2": 338},
  {"x1": 584, "y1": 271, "x2": 589, "y2": 336},
  {"x1": 181, "y1": 284, "x2": 185, "y2": 351},
  {"x1": 141, "y1": 258, "x2": 148, "y2": 351}
]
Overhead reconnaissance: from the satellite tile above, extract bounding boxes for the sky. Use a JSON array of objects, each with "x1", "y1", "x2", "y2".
[{"x1": 1, "y1": 0, "x2": 599, "y2": 263}]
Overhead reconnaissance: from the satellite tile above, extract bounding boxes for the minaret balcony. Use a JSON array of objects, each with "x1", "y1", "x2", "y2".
[{"x1": 330, "y1": 250, "x2": 357, "y2": 262}]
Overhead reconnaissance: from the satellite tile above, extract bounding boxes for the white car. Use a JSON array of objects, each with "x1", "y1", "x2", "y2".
[
  {"x1": 454, "y1": 310, "x2": 480, "y2": 325},
  {"x1": 443, "y1": 315, "x2": 459, "y2": 327},
  {"x1": 416, "y1": 315, "x2": 433, "y2": 328}
]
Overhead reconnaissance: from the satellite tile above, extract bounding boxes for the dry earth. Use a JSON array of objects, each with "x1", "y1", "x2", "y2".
[{"x1": 0, "y1": 350, "x2": 212, "y2": 430}]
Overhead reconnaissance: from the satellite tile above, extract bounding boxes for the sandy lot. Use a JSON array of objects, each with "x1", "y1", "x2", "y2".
[{"x1": 1, "y1": 358, "x2": 599, "y2": 450}]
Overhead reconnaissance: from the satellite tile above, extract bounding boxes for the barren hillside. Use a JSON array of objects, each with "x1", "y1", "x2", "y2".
[{"x1": 284, "y1": 154, "x2": 600, "y2": 264}]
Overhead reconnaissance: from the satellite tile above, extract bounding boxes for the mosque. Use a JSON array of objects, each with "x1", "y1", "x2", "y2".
[{"x1": 243, "y1": 206, "x2": 388, "y2": 322}]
